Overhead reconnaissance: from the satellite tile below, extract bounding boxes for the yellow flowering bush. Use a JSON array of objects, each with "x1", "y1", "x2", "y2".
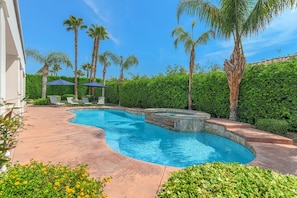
[{"x1": 0, "y1": 160, "x2": 111, "y2": 197}]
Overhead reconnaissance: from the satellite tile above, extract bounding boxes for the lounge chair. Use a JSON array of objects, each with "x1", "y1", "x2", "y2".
[
  {"x1": 49, "y1": 96, "x2": 65, "y2": 106},
  {"x1": 97, "y1": 96, "x2": 105, "y2": 105},
  {"x1": 82, "y1": 97, "x2": 92, "y2": 105},
  {"x1": 67, "y1": 97, "x2": 79, "y2": 105}
]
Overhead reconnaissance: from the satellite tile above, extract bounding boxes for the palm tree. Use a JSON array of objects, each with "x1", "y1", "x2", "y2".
[
  {"x1": 52, "y1": 64, "x2": 62, "y2": 76},
  {"x1": 76, "y1": 69, "x2": 85, "y2": 77},
  {"x1": 26, "y1": 49, "x2": 72, "y2": 98},
  {"x1": 177, "y1": 0, "x2": 294, "y2": 120},
  {"x1": 98, "y1": 51, "x2": 119, "y2": 97},
  {"x1": 87, "y1": 25, "x2": 109, "y2": 82},
  {"x1": 81, "y1": 63, "x2": 92, "y2": 78},
  {"x1": 63, "y1": 15, "x2": 87, "y2": 100},
  {"x1": 118, "y1": 55, "x2": 139, "y2": 82},
  {"x1": 172, "y1": 21, "x2": 214, "y2": 110}
]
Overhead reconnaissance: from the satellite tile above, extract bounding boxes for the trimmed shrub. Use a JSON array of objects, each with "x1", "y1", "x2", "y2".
[
  {"x1": 61, "y1": 94, "x2": 75, "y2": 101},
  {"x1": 256, "y1": 118, "x2": 289, "y2": 136},
  {"x1": 157, "y1": 162, "x2": 297, "y2": 197},
  {"x1": 33, "y1": 98, "x2": 50, "y2": 105},
  {"x1": 0, "y1": 160, "x2": 110, "y2": 197}
]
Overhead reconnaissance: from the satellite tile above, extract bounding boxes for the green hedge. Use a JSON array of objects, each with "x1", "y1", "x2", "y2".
[
  {"x1": 26, "y1": 75, "x2": 104, "y2": 100},
  {"x1": 238, "y1": 62, "x2": 297, "y2": 131},
  {"x1": 26, "y1": 60, "x2": 297, "y2": 131},
  {"x1": 192, "y1": 72, "x2": 229, "y2": 118}
]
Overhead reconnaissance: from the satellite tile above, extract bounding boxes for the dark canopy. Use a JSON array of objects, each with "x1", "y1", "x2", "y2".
[
  {"x1": 82, "y1": 82, "x2": 107, "y2": 88},
  {"x1": 47, "y1": 79, "x2": 74, "y2": 85}
]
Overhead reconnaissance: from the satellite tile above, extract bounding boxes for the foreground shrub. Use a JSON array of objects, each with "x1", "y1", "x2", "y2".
[
  {"x1": 256, "y1": 118, "x2": 289, "y2": 136},
  {"x1": 0, "y1": 160, "x2": 111, "y2": 197},
  {"x1": 158, "y1": 162, "x2": 297, "y2": 197},
  {"x1": 0, "y1": 107, "x2": 22, "y2": 167}
]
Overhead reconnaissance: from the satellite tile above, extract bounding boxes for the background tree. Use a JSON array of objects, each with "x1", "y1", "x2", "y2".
[
  {"x1": 63, "y1": 15, "x2": 87, "y2": 100},
  {"x1": 26, "y1": 49, "x2": 72, "y2": 98},
  {"x1": 76, "y1": 69, "x2": 85, "y2": 77},
  {"x1": 177, "y1": 0, "x2": 294, "y2": 120},
  {"x1": 98, "y1": 51, "x2": 119, "y2": 98},
  {"x1": 51, "y1": 64, "x2": 62, "y2": 76},
  {"x1": 113, "y1": 55, "x2": 138, "y2": 105},
  {"x1": 81, "y1": 63, "x2": 92, "y2": 78},
  {"x1": 172, "y1": 21, "x2": 214, "y2": 110},
  {"x1": 118, "y1": 55, "x2": 139, "y2": 82},
  {"x1": 87, "y1": 25, "x2": 109, "y2": 82},
  {"x1": 166, "y1": 64, "x2": 187, "y2": 76},
  {"x1": 87, "y1": 25, "x2": 109, "y2": 96}
]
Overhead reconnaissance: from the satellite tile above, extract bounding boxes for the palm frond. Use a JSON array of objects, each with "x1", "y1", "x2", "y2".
[{"x1": 243, "y1": 0, "x2": 294, "y2": 37}]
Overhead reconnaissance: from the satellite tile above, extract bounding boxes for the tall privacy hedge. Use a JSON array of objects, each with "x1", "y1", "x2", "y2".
[
  {"x1": 192, "y1": 72, "x2": 229, "y2": 118},
  {"x1": 238, "y1": 62, "x2": 297, "y2": 130},
  {"x1": 26, "y1": 75, "x2": 104, "y2": 99},
  {"x1": 26, "y1": 60, "x2": 297, "y2": 131},
  {"x1": 121, "y1": 75, "x2": 188, "y2": 108}
]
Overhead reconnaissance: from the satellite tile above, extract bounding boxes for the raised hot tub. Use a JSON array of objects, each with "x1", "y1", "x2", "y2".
[{"x1": 144, "y1": 108, "x2": 211, "y2": 132}]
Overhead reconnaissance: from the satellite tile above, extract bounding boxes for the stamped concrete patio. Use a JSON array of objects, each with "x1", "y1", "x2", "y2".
[{"x1": 12, "y1": 106, "x2": 297, "y2": 198}]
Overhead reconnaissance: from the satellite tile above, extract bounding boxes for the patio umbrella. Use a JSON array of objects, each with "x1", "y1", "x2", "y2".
[
  {"x1": 82, "y1": 82, "x2": 107, "y2": 102},
  {"x1": 47, "y1": 78, "x2": 74, "y2": 85},
  {"x1": 82, "y1": 82, "x2": 107, "y2": 88},
  {"x1": 47, "y1": 79, "x2": 74, "y2": 100}
]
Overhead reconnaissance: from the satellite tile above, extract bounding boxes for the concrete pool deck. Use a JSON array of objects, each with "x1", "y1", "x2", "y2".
[{"x1": 12, "y1": 106, "x2": 297, "y2": 198}]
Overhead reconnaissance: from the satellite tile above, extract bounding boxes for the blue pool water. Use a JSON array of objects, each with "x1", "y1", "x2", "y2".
[{"x1": 70, "y1": 109, "x2": 254, "y2": 167}]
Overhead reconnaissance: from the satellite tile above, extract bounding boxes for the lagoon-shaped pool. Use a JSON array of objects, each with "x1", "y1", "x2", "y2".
[{"x1": 70, "y1": 109, "x2": 254, "y2": 168}]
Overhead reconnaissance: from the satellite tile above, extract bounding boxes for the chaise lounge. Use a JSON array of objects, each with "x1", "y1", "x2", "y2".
[
  {"x1": 67, "y1": 97, "x2": 79, "y2": 105},
  {"x1": 82, "y1": 97, "x2": 92, "y2": 105},
  {"x1": 49, "y1": 95, "x2": 65, "y2": 106}
]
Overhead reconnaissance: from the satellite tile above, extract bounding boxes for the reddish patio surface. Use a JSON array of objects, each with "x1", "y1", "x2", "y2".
[{"x1": 12, "y1": 106, "x2": 297, "y2": 198}]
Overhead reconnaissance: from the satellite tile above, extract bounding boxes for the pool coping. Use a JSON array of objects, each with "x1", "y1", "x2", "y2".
[{"x1": 11, "y1": 106, "x2": 297, "y2": 198}]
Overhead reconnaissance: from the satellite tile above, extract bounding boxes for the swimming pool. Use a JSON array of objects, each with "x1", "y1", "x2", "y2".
[{"x1": 70, "y1": 109, "x2": 254, "y2": 168}]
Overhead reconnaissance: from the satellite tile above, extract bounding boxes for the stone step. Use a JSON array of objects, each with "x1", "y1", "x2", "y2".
[
  {"x1": 230, "y1": 128, "x2": 293, "y2": 145},
  {"x1": 206, "y1": 118, "x2": 253, "y2": 129}
]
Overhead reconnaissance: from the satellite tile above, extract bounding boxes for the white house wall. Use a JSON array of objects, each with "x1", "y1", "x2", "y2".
[
  {"x1": 0, "y1": 0, "x2": 25, "y2": 114},
  {"x1": 0, "y1": 3, "x2": 7, "y2": 112}
]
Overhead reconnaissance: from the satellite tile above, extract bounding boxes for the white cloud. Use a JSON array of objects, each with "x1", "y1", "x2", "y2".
[
  {"x1": 82, "y1": 0, "x2": 109, "y2": 23},
  {"x1": 108, "y1": 33, "x2": 120, "y2": 46},
  {"x1": 82, "y1": 0, "x2": 121, "y2": 46},
  {"x1": 243, "y1": 9, "x2": 297, "y2": 53}
]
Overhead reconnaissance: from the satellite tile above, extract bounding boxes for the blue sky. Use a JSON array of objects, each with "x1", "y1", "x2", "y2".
[{"x1": 19, "y1": 0, "x2": 297, "y2": 79}]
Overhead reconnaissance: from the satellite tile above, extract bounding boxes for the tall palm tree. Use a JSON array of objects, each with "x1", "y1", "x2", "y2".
[
  {"x1": 26, "y1": 49, "x2": 72, "y2": 98},
  {"x1": 177, "y1": 0, "x2": 294, "y2": 120},
  {"x1": 98, "y1": 51, "x2": 119, "y2": 97},
  {"x1": 63, "y1": 15, "x2": 87, "y2": 100},
  {"x1": 119, "y1": 55, "x2": 139, "y2": 82},
  {"x1": 87, "y1": 25, "x2": 109, "y2": 82},
  {"x1": 81, "y1": 62, "x2": 92, "y2": 78},
  {"x1": 172, "y1": 21, "x2": 214, "y2": 110}
]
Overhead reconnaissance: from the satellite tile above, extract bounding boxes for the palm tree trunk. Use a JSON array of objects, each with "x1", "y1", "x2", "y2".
[
  {"x1": 224, "y1": 39, "x2": 246, "y2": 121},
  {"x1": 74, "y1": 30, "x2": 78, "y2": 100},
  {"x1": 188, "y1": 48, "x2": 195, "y2": 110},
  {"x1": 89, "y1": 39, "x2": 97, "y2": 95},
  {"x1": 120, "y1": 66, "x2": 124, "y2": 82},
  {"x1": 102, "y1": 66, "x2": 106, "y2": 97},
  {"x1": 92, "y1": 39, "x2": 100, "y2": 98},
  {"x1": 41, "y1": 65, "x2": 49, "y2": 99}
]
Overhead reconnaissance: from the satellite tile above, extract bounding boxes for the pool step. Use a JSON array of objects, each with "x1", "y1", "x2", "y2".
[{"x1": 206, "y1": 119, "x2": 293, "y2": 145}]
